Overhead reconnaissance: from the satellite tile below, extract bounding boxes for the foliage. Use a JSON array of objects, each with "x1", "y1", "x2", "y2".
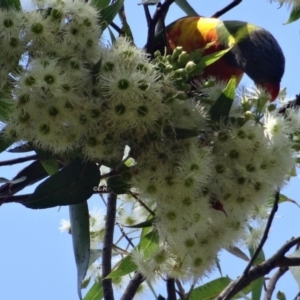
[{"x1": 0, "y1": 0, "x2": 300, "y2": 299}]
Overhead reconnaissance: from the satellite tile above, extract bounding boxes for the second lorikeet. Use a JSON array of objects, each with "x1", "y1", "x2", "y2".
[{"x1": 153, "y1": 16, "x2": 285, "y2": 101}]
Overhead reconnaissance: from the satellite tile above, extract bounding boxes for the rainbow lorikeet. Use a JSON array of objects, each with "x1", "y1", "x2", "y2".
[{"x1": 154, "y1": 16, "x2": 285, "y2": 101}]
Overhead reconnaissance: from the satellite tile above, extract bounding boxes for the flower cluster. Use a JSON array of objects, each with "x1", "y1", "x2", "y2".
[
  {"x1": 2, "y1": 0, "x2": 299, "y2": 287},
  {"x1": 129, "y1": 89, "x2": 299, "y2": 280},
  {"x1": 3, "y1": 2, "x2": 173, "y2": 162}
]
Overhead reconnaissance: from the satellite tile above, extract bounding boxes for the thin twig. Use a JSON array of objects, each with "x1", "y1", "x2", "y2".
[
  {"x1": 120, "y1": 272, "x2": 145, "y2": 300},
  {"x1": 0, "y1": 154, "x2": 38, "y2": 166},
  {"x1": 211, "y1": 0, "x2": 243, "y2": 18},
  {"x1": 110, "y1": 21, "x2": 123, "y2": 35},
  {"x1": 166, "y1": 278, "x2": 176, "y2": 300},
  {"x1": 264, "y1": 267, "x2": 288, "y2": 300},
  {"x1": 216, "y1": 236, "x2": 300, "y2": 300},
  {"x1": 175, "y1": 280, "x2": 186, "y2": 300},
  {"x1": 244, "y1": 190, "x2": 280, "y2": 275},
  {"x1": 130, "y1": 192, "x2": 155, "y2": 216},
  {"x1": 102, "y1": 192, "x2": 117, "y2": 300}
]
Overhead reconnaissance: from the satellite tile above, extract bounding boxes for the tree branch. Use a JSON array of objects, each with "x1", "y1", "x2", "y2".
[
  {"x1": 145, "y1": 0, "x2": 176, "y2": 56},
  {"x1": 0, "y1": 154, "x2": 38, "y2": 166},
  {"x1": 244, "y1": 190, "x2": 280, "y2": 274},
  {"x1": 102, "y1": 192, "x2": 117, "y2": 300},
  {"x1": 264, "y1": 267, "x2": 288, "y2": 300},
  {"x1": 166, "y1": 278, "x2": 176, "y2": 300},
  {"x1": 211, "y1": 0, "x2": 243, "y2": 18},
  {"x1": 120, "y1": 272, "x2": 145, "y2": 300},
  {"x1": 216, "y1": 236, "x2": 300, "y2": 300}
]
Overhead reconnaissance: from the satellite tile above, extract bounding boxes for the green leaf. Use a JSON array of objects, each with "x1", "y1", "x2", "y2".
[
  {"x1": 0, "y1": 0, "x2": 21, "y2": 10},
  {"x1": 106, "y1": 254, "x2": 137, "y2": 279},
  {"x1": 35, "y1": 149, "x2": 59, "y2": 175},
  {"x1": 267, "y1": 193, "x2": 300, "y2": 208},
  {"x1": 276, "y1": 291, "x2": 287, "y2": 300},
  {"x1": 164, "y1": 126, "x2": 201, "y2": 139},
  {"x1": 138, "y1": 230, "x2": 159, "y2": 258},
  {"x1": 0, "y1": 97, "x2": 14, "y2": 122},
  {"x1": 123, "y1": 218, "x2": 154, "y2": 228},
  {"x1": 215, "y1": 257, "x2": 222, "y2": 276},
  {"x1": 285, "y1": 7, "x2": 300, "y2": 24},
  {"x1": 8, "y1": 142, "x2": 34, "y2": 153},
  {"x1": 107, "y1": 169, "x2": 132, "y2": 195},
  {"x1": 70, "y1": 201, "x2": 90, "y2": 300},
  {"x1": 209, "y1": 77, "x2": 236, "y2": 121},
  {"x1": 83, "y1": 279, "x2": 103, "y2": 300},
  {"x1": 0, "y1": 160, "x2": 51, "y2": 197},
  {"x1": 248, "y1": 245, "x2": 265, "y2": 300},
  {"x1": 0, "y1": 176, "x2": 26, "y2": 184},
  {"x1": 175, "y1": 0, "x2": 198, "y2": 16},
  {"x1": 188, "y1": 277, "x2": 231, "y2": 300},
  {"x1": 99, "y1": 0, "x2": 124, "y2": 31},
  {"x1": 91, "y1": 0, "x2": 110, "y2": 10},
  {"x1": 195, "y1": 48, "x2": 231, "y2": 71},
  {"x1": 107, "y1": 26, "x2": 117, "y2": 43},
  {"x1": 23, "y1": 158, "x2": 100, "y2": 209},
  {"x1": 119, "y1": 22, "x2": 134, "y2": 42},
  {"x1": 91, "y1": 58, "x2": 102, "y2": 85},
  {"x1": 0, "y1": 128, "x2": 14, "y2": 154}
]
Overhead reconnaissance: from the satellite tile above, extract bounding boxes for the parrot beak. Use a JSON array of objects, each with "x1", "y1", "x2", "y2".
[{"x1": 263, "y1": 82, "x2": 280, "y2": 102}]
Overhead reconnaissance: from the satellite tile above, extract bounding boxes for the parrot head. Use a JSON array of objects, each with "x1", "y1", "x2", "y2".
[{"x1": 227, "y1": 26, "x2": 285, "y2": 102}]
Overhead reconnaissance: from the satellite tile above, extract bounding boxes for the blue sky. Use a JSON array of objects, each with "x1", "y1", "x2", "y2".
[{"x1": 0, "y1": 0, "x2": 300, "y2": 299}]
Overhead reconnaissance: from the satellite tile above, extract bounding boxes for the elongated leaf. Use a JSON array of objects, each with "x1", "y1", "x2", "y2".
[
  {"x1": 226, "y1": 245, "x2": 250, "y2": 262},
  {"x1": 285, "y1": 7, "x2": 300, "y2": 24},
  {"x1": 175, "y1": 0, "x2": 198, "y2": 16},
  {"x1": 194, "y1": 48, "x2": 231, "y2": 71},
  {"x1": 0, "y1": 176, "x2": 26, "y2": 184},
  {"x1": 0, "y1": 0, "x2": 21, "y2": 10},
  {"x1": 8, "y1": 142, "x2": 34, "y2": 153},
  {"x1": 0, "y1": 128, "x2": 14, "y2": 154},
  {"x1": 91, "y1": 0, "x2": 110, "y2": 10},
  {"x1": 0, "y1": 160, "x2": 54, "y2": 197},
  {"x1": 99, "y1": 0, "x2": 124, "y2": 31},
  {"x1": 106, "y1": 254, "x2": 137, "y2": 278},
  {"x1": 70, "y1": 201, "x2": 90, "y2": 300},
  {"x1": 35, "y1": 149, "x2": 59, "y2": 175},
  {"x1": 209, "y1": 77, "x2": 236, "y2": 121},
  {"x1": 248, "y1": 245, "x2": 265, "y2": 300},
  {"x1": 23, "y1": 158, "x2": 100, "y2": 209},
  {"x1": 138, "y1": 230, "x2": 159, "y2": 258},
  {"x1": 267, "y1": 193, "x2": 300, "y2": 209},
  {"x1": 84, "y1": 280, "x2": 103, "y2": 300},
  {"x1": 277, "y1": 291, "x2": 287, "y2": 300},
  {"x1": 0, "y1": 97, "x2": 14, "y2": 122},
  {"x1": 123, "y1": 218, "x2": 154, "y2": 228},
  {"x1": 164, "y1": 126, "x2": 201, "y2": 139},
  {"x1": 107, "y1": 26, "x2": 117, "y2": 43},
  {"x1": 188, "y1": 277, "x2": 231, "y2": 300}
]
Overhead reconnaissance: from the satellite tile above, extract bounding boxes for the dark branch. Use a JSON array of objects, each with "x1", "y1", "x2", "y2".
[
  {"x1": 120, "y1": 272, "x2": 145, "y2": 300},
  {"x1": 244, "y1": 190, "x2": 280, "y2": 274},
  {"x1": 175, "y1": 280, "x2": 185, "y2": 300},
  {"x1": 143, "y1": 4, "x2": 151, "y2": 27},
  {"x1": 264, "y1": 267, "x2": 288, "y2": 300},
  {"x1": 110, "y1": 22, "x2": 123, "y2": 35},
  {"x1": 278, "y1": 94, "x2": 300, "y2": 115},
  {"x1": 166, "y1": 278, "x2": 176, "y2": 300},
  {"x1": 145, "y1": 0, "x2": 176, "y2": 56},
  {"x1": 102, "y1": 192, "x2": 117, "y2": 300},
  {"x1": 0, "y1": 154, "x2": 38, "y2": 166},
  {"x1": 211, "y1": 0, "x2": 243, "y2": 18},
  {"x1": 216, "y1": 236, "x2": 300, "y2": 300}
]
